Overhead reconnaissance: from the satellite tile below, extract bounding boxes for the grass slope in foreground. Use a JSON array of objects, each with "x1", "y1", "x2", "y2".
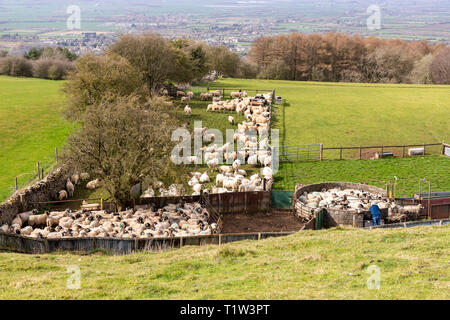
[
  {"x1": 275, "y1": 155, "x2": 450, "y2": 197},
  {"x1": 0, "y1": 226, "x2": 449, "y2": 299},
  {"x1": 0, "y1": 76, "x2": 74, "y2": 202},
  {"x1": 213, "y1": 79, "x2": 450, "y2": 147}
]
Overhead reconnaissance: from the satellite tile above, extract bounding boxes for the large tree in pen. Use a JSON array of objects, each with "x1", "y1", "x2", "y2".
[{"x1": 63, "y1": 94, "x2": 176, "y2": 208}]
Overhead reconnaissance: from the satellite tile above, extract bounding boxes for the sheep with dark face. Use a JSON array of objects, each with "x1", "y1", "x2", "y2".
[{"x1": 28, "y1": 213, "x2": 48, "y2": 227}]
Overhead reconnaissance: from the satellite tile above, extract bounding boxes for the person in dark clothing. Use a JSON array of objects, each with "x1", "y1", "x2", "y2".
[{"x1": 369, "y1": 204, "x2": 381, "y2": 226}]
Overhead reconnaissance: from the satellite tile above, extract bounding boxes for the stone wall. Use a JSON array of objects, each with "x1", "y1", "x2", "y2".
[{"x1": 0, "y1": 166, "x2": 74, "y2": 225}]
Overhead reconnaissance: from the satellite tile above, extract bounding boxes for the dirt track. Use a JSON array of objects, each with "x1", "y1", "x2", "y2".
[{"x1": 221, "y1": 211, "x2": 304, "y2": 234}]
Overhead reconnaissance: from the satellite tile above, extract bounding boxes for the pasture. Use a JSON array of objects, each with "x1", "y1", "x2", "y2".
[
  {"x1": 0, "y1": 225, "x2": 448, "y2": 299},
  {"x1": 1, "y1": 76, "x2": 449, "y2": 202},
  {"x1": 0, "y1": 76, "x2": 74, "y2": 202},
  {"x1": 212, "y1": 79, "x2": 450, "y2": 147}
]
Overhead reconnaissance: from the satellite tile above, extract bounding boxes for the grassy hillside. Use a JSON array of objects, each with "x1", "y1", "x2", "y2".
[
  {"x1": 0, "y1": 76, "x2": 74, "y2": 202},
  {"x1": 0, "y1": 226, "x2": 448, "y2": 300},
  {"x1": 1, "y1": 76, "x2": 449, "y2": 202},
  {"x1": 213, "y1": 79, "x2": 450, "y2": 147},
  {"x1": 275, "y1": 155, "x2": 450, "y2": 197}
]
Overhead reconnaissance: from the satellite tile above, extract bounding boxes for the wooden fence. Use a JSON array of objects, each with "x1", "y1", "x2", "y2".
[
  {"x1": 277, "y1": 142, "x2": 448, "y2": 162},
  {"x1": 126, "y1": 191, "x2": 271, "y2": 216},
  {"x1": 0, "y1": 231, "x2": 295, "y2": 255}
]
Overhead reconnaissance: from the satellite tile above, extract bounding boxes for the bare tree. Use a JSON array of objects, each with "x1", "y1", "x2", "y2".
[
  {"x1": 63, "y1": 94, "x2": 177, "y2": 208},
  {"x1": 64, "y1": 53, "x2": 147, "y2": 120},
  {"x1": 431, "y1": 47, "x2": 450, "y2": 84}
]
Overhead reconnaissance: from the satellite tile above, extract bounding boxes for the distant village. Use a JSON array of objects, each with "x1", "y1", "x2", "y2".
[{"x1": 0, "y1": 14, "x2": 318, "y2": 56}]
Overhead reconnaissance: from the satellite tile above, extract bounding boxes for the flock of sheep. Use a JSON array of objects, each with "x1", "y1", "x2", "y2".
[
  {"x1": 56, "y1": 172, "x2": 101, "y2": 201},
  {"x1": 172, "y1": 90, "x2": 275, "y2": 196},
  {"x1": 297, "y1": 188, "x2": 423, "y2": 218},
  {"x1": 0, "y1": 202, "x2": 218, "y2": 239}
]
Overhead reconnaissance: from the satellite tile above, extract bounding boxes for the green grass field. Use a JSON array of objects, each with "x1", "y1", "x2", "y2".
[
  {"x1": 0, "y1": 226, "x2": 448, "y2": 300},
  {"x1": 212, "y1": 79, "x2": 450, "y2": 147},
  {"x1": 1, "y1": 77, "x2": 449, "y2": 202},
  {"x1": 274, "y1": 155, "x2": 450, "y2": 197},
  {"x1": 0, "y1": 76, "x2": 74, "y2": 202}
]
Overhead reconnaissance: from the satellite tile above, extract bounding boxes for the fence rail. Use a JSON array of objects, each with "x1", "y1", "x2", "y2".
[
  {"x1": 127, "y1": 191, "x2": 271, "y2": 216},
  {"x1": 367, "y1": 218, "x2": 450, "y2": 229},
  {"x1": 277, "y1": 142, "x2": 448, "y2": 162},
  {"x1": 0, "y1": 231, "x2": 295, "y2": 255}
]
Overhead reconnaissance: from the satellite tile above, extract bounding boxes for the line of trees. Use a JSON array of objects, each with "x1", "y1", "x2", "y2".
[
  {"x1": 249, "y1": 32, "x2": 450, "y2": 84},
  {"x1": 0, "y1": 47, "x2": 77, "y2": 80}
]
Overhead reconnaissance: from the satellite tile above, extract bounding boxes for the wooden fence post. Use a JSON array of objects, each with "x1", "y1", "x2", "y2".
[
  {"x1": 340, "y1": 147, "x2": 343, "y2": 160},
  {"x1": 37, "y1": 162, "x2": 40, "y2": 179},
  {"x1": 423, "y1": 143, "x2": 426, "y2": 156},
  {"x1": 402, "y1": 145, "x2": 406, "y2": 158},
  {"x1": 15, "y1": 177, "x2": 18, "y2": 191},
  {"x1": 443, "y1": 142, "x2": 446, "y2": 155},
  {"x1": 320, "y1": 144, "x2": 323, "y2": 161},
  {"x1": 359, "y1": 146, "x2": 362, "y2": 160}
]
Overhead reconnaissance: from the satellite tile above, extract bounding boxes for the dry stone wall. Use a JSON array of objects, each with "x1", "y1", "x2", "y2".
[{"x1": 0, "y1": 166, "x2": 74, "y2": 225}]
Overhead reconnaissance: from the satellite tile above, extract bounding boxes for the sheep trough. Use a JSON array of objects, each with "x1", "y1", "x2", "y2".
[{"x1": 294, "y1": 182, "x2": 424, "y2": 228}]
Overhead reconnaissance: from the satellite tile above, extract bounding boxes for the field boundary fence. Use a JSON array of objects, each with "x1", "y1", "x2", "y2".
[
  {"x1": 276, "y1": 142, "x2": 448, "y2": 162},
  {"x1": 189, "y1": 86, "x2": 275, "y2": 98},
  {"x1": 5, "y1": 147, "x2": 61, "y2": 201}
]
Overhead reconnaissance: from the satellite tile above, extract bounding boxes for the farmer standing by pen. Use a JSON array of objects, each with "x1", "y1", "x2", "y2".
[{"x1": 370, "y1": 204, "x2": 382, "y2": 226}]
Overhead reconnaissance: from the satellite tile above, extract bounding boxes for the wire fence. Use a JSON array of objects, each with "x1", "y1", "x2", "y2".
[
  {"x1": 4, "y1": 147, "x2": 60, "y2": 201},
  {"x1": 277, "y1": 142, "x2": 448, "y2": 162}
]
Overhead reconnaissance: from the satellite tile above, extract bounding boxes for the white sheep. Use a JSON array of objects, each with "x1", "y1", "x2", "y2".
[
  {"x1": 200, "y1": 172, "x2": 210, "y2": 183},
  {"x1": 232, "y1": 159, "x2": 241, "y2": 170},
  {"x1": 28, "y1": 214, "x2": 48, "y2": 227},
  {"x1": 248, "y1": 155, "x2": 258, "y2": 166},
  {"x1": 184, "y1": 105, "x2": 192, "y2": 116},
  {"x1": 192, "y1": 184, "x2": 203, "y2": 193},
  {"x1": 207, "y1": 158, "x2": 219, "y2": 171},
  {"x1": 228, "y1": 116, "x2": 235, "y2": 125},
  {"x1": 0, "y1": 224, "x2": 9, "y2": 233},
  {"x1": 86, "y1": 179, "x2": 101, "y2": 190},
  {"x1": 71, "y1": 173, "x2": 80, "y2": 185},
  {"x1": 66, "y1": 178, "x2": 75, "y2": 197},
  {"x1": 141, "y1": 188, "x2": 155, "y2": 199},
  {"x1": 80, "y1": 172, "x2": 90, "y2": 181},
  {"x1": 58, "y1": 190, "x2": 68, "y2": 201}
]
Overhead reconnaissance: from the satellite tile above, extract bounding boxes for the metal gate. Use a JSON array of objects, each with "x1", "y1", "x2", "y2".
[{"x1": 277, "y1": 144, "x2": 322, "y2": 162}]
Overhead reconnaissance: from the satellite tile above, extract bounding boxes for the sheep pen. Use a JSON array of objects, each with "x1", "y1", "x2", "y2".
[{"x1": 294, "y1": 182, "x2": 425, "y2": 228}]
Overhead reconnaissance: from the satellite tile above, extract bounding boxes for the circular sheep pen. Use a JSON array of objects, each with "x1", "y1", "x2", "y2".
[
  {"x1": 294, "y1": 182, "x2": 388, "y2": 228},
  {"x1": 294, "y1": 182, "x2": 424, "y2": 228}
]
